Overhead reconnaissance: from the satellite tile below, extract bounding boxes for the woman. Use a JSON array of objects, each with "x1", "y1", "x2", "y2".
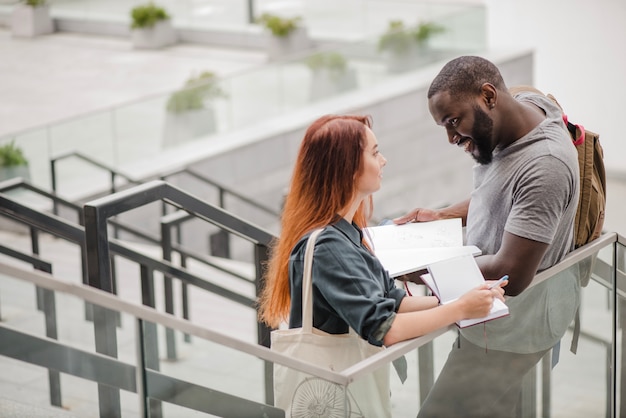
[{"x1": 258, "y1": 114, "x2": 504, "y2": 347}]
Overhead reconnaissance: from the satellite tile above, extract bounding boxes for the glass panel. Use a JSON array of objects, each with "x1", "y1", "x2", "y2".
[
  {"x1": 616, "y1": 240, "x2": 626, "y2": 416},
  {"x1": 0, "y1": 270, "x2": 139, "y2": 417},
  {"x1": 0, "y1": 1, "x2": 487, "y2": 206},
  {"x1": 408, "y1": 246, "x2": 617, "y2": 417},
  {"x1": 0, "y1": 130, "x2": 50, "y2": 192},
  {"x1": 548, "y1": 253, "x2": 613, "y2": 417},
  {"x1": 140, "y1": 319, "x2": 279, "y2": 416}
]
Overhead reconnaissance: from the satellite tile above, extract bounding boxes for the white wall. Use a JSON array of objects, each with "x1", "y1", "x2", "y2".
[{"x1": 477, "y1": 0, "x2": 626, "y2": 174}]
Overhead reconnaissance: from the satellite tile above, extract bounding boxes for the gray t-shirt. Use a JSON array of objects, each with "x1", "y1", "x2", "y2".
[{"x1": 462, "y1": 92, "x2": 581, "y2": 353}]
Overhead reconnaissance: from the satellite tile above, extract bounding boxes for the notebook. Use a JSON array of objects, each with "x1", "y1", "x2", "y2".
[
  {"x1": 422, "y1": 254, "x2": 509, "y2": 328},
  {"x1": 364, "y1": 218, "x2": 481, "y2": 278}
]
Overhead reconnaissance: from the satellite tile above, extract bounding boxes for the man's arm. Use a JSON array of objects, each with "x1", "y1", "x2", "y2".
[
  {"x1": 393, "y1": 199, "x2": 471, "y2": 225},
  {"x1": 476, "y1": 231, "x2": 549, "y2": 296}
]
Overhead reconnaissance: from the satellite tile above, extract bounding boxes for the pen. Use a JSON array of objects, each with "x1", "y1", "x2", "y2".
[{"x1": 488, "y1": 275, "x2": 509, "y2": 289}]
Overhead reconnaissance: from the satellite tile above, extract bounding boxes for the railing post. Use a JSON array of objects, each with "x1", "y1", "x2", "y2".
[
  {"x1": 140, "y1": 265, "x2": 162, "y2": 418},
  {"x1": 160, "y1": 221, "x2": 178, "y2": 360},
  {"x1": 177, "y1": 224, "x2": 191, "y2": 343},
  {"x1": 50, "y1": 158, "x2": 59, "y2": 216},
  {"x1": 30, "y1": 227, "x2": 45, "y2": 311},
  {"x1": 210, "y1": 187, "x2": 231, "y2": 258},
  {"x1": 83, "y1": 203, "x2": 122, "y2": 418},
  {"x1": 255, "y1": 242, "x2": 273, "y2": 405}
]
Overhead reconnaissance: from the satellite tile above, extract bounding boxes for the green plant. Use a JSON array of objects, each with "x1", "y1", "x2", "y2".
[
  {"x1": 415, "y1": 21, "x2": 445, "y2": 43},
  {"x1": 0, "y1": 141, "x2": 28, "y2": 168},
  {"x1": 23, "y1": 0, "x2": 46, "y2": 6},
  {"x1": 257, "y1": 13, "x2": 301, "y2": 37},
  {"x1": 166, "y1": 71, "x2": 226, "y2": 113},
  {"x1": 378, "y1": 20, "x2": 445, "y2": 53},
  {"x1": 305, "y1": 52, "x2": 348, "y2": 79},
  {"x1": 378, "y1": 21, "x2": 415, "y2": 54},
  {"x1": 130, "y1": 2, "x2": 170, "y2": 29}
]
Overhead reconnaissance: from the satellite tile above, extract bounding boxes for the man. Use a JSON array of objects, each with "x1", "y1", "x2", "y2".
[{"x1": 395, "y1": 56, "x2": 581, "y2": 417}]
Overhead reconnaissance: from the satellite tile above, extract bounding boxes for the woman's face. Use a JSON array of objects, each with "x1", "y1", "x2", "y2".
[{"x1": 356, "y1": 126, "x2": 387, "y2": 197}]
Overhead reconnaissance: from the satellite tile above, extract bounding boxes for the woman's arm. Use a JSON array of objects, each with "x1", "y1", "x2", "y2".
[
  {"x1": 383, "y1": 284, "x2": 504, "y2": 346},
  {"x1": 397, "y1": 295, "x2": 439, "y2": 313}
]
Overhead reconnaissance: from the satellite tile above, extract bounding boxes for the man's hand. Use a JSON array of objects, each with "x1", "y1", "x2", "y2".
[{"x1": 393, "y1": 208, "x2": 441, "y2": 224}]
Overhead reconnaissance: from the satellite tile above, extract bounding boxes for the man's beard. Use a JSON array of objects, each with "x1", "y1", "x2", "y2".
[{"x1": 471, "y1": 105, "x2": 494, "y2": 165}]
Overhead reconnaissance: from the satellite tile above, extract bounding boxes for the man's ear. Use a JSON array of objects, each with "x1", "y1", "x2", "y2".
[{"x1": 481, "y1": 83, "x2": 497, "y2": 109}]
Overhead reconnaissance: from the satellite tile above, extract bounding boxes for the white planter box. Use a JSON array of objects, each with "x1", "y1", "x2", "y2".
[
  {"x1": 309, "y1": 68, "x2": 358, "y2": 101},
  {"x1": 11, "y1": 5, "x2": 54, "y2": 38},
  {"x1": 132, "y1": 20, "x2": 177, "y2": 49},
  {"x1": 0, "y1": 165, "x2": 30, "y2": 182},
  {"x1": 267, "y1": 27, "x2": 311, "y2": 60},
  {"x1": 162, "y1": 108, "x2": 217, "y2": 148}
]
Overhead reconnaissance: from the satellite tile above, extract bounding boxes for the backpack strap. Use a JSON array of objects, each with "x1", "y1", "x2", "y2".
[{"x1": 562, "y1": 114, "x2": 585, "y2": 146}]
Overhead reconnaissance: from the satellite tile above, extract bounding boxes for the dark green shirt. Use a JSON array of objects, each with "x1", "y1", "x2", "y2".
[{"x1": 288, "y1": 218, "x2": 405, "y2": 346}]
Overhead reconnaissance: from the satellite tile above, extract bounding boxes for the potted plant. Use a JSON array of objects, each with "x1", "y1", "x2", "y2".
[
  {"x1": 11, "y1": 0, "x2": 54, "y2": 38},
  {"x1": 0, "y1": 140, "x2": 30, "y2": 181},
  {"x1": 130, "y1": 2, "x2": 177, "y2": 49},
  {"x1": 414, "y1": 21, "x2": 445, "y2": 45},
  {"x1": 305, "y1": 52, "x2": 358, "y2": 101},
  {"x1": 378, "y1": 20, "x2": 445, "y2": 73},
  {"x1": 257, "y1": 13, "x2": 311, "y2": 60},
  {"x1": 162, "y1": 71, "x2": 227, "y2": 147}
]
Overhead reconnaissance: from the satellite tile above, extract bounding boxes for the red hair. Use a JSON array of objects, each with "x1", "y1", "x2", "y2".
[{"x1": 258, "y1": 114, "x2": 374, "y2": 328}]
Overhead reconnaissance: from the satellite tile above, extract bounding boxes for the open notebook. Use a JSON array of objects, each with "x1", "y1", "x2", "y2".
[
  {"x1": 422, "y1": 254, "x2": 509, "y2": 328},
  {"x1": 364, "y1": 218, "x2": 481, "y2": 278}
]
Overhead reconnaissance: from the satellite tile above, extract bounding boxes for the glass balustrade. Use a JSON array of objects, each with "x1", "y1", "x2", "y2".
[
  {"x1": 0, "y1": 1, "x2": 486, "y2": 201},
  {"x1": 1, "y1": 234, "x2": 623, "y2": 417}
]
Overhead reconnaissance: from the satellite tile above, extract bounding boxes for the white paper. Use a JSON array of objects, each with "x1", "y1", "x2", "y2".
[
  {"x1": 364, "y1": 218, "x2": 463, "y2": 251},
  {"x1": 375, "y1": 246, "x2": 481, "y2": 278}
]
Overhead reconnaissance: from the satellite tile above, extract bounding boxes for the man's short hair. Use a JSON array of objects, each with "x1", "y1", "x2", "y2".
[{"x1": 428, "y1": 56, "x2": 507, "y2": 100}]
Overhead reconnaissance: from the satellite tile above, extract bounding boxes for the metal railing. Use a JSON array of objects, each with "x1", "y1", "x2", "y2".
[
  {"x1": 0, "y1": 187, "x2": 271, "y2": 417},
  {"x1": 82, "y1": 180, "x2": 274, "y2": 415},
  {"x1": 0, "y1": 177, "x2": 269, "y2": 360},
  {"x1": 1, "y1": 178, "x2": 624, "y2": 417},
  {"x1": 0, "y1": 231, "x2": 623, "y2": 417}
]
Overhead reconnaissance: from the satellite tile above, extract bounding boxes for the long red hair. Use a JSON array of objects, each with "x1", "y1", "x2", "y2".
[{"x1": 258, "y1": 114, "x2": 374, "y2": 328}]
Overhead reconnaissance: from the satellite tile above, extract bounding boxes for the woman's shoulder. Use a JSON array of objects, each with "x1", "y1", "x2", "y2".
[{"x1": 291, "y1": 225, "x2": 350, "y2": 260}]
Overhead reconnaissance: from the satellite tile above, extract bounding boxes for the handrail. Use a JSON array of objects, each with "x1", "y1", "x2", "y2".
[
  {"x1": 0, "y1": 193, "x2": 257, "y2": 308},
  {"x1": 83, "y1": 180, "x2": 275, "y2": 408},
  {"x1": 50, "y1": 150, "x2": 280, "y2": 222},
  {"x1": 0, "y1": 176, "x2": 84, "y2": 225},
  {"x1": 0, "y1": 260, "x2": 358, "y2": 386},
  {"x1": 4, "y1": 230, "x2": 621, "y2": 386},
  {"x1": 343, "y1": 231, "x2": 625, "y2": 382},
  {"x1": 49, "y1": 150, "x2": 140, "y2": 217},
  {"x1": 160, "y1": 167, "x2": 280, "y2": 218},
  {"x1": 84, "y1": 179, "x2": 273, "y2": 245},
  {"x1": 51, "y1": 149, "x2": 140, "y2": 185},
  {"x1": 0, "y1": 177, "x2": 252, "y2": 284}
]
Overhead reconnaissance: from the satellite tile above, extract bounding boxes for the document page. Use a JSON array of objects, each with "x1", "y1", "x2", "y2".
[
  {"x1": 365, "y1": 218, "x2": 479, "y2": 278},
  {"x1": 364, "y1": 218, "x2": 464, "y2": 251}
]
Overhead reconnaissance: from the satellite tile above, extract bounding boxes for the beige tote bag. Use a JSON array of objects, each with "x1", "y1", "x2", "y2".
[{"x1": 271, "y1": 228, "x2": 392, "y2": 417}]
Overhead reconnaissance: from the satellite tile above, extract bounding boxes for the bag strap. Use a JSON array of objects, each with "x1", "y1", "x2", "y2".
[{"x1": 301, "y1": 228, "x2": 325, "y2": 333}]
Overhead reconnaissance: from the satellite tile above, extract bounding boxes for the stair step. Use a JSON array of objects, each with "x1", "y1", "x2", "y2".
[{"x1": 0, "y1": 398, "x2": 78, "y2": 418}]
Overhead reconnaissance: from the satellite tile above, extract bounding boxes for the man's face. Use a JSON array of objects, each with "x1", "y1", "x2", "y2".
[{"x1": 428, "y1": 91, "x2": 495, "y2": 165}]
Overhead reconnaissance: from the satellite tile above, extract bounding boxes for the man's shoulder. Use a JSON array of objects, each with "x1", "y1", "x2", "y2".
[{"x1": 514, "y1": 91, "x2": 562, "y2": 119}]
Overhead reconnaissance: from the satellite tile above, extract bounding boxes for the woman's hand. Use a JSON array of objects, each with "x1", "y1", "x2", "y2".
[{"x1": 457, "y1": 281, "x2": 507, "y2": 319}]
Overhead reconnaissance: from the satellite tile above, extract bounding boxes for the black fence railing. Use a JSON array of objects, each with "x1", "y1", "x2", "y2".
[{"x1": 0, "y1": 184, "x2": 274, "y2": 417}]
